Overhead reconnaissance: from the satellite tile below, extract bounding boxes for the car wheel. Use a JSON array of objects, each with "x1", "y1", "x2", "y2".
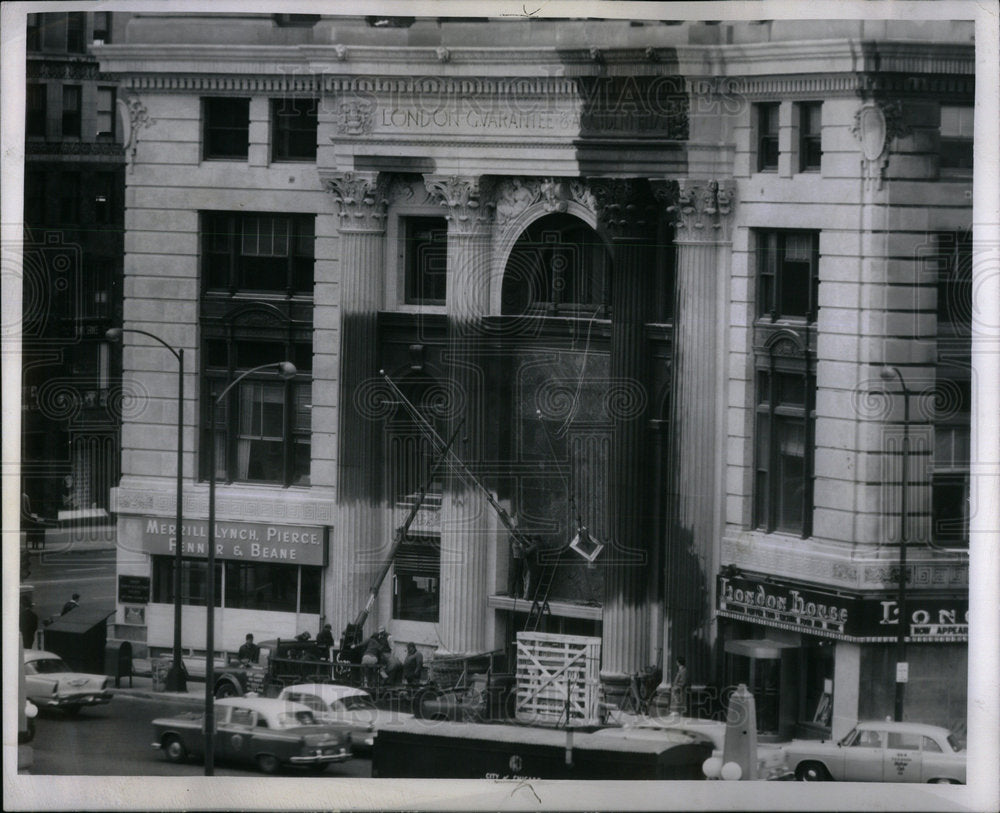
[
  {"x1": 63, "y1": 704, "x2": 82, "y2": 716},
  {"x1": 214, "y1": 681, "x2": 238, "y2": 699},
  {"x1": 257, "y1": 753, "x2": 280, "y2": 774},
  {"x1": 796, "y1": 761, "x2": 831, "y2": 782},
  {"x1": 163, "y1": 736, "x2": 188, "y2": 763}
]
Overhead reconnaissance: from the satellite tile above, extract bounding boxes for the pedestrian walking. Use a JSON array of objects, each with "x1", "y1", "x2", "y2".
[
  {"x1": 61, "y1": 592, "x2": 80, "y2": 615},
  {"x1": 20, "y1": 596, "x2": 39, "y2": 649}
]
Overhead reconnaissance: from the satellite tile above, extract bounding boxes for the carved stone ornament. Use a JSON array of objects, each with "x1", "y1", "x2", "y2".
[
  {"x1": 494, "y1": 177, "x2": 598, "y2": 229},
  {"x1": 118, "y1": 95, "x2": 156, "y2": 174},
  {"x1": 322, "y1": 171, "x2": 388, "y2": 231},
  {"x1": 425, "y1": 175, "x2": 495, "y2": 235},
  {"x1": 851, "y1": 101, "x2": 910, "y2": 191},
  {"x1": 591, "y1": 178, "x2": 659, "y2": 239},
  {"x1": 659, "y1": 178, "x2": 736, "y2": 241},
  {"x1": 335, "y1": 99, "x2": 374, "y2": 135}
]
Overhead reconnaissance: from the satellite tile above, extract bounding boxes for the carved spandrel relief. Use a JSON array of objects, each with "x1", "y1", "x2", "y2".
[{"x1": 118, "y1": 95, "x2": 156, "y2": 174}]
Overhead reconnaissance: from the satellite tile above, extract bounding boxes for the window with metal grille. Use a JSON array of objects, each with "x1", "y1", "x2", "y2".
[
  {"x1": 271, "y1": 98, "x2": 317, "y2": 161},
  {"x1": 798, "y1": 102, "x2": 822, "y2": 172},
  {"x1": 756, "y1": 230, "x2": 819, "y2": 321},
  {"x1": 203, "y1": 97, "x2": 250, "y2": 159},
  {"x1": 756, "y1": 102, "x2": 779, "y2": 171}
]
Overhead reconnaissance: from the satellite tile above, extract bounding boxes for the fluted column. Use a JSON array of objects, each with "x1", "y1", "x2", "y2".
[
  {"x1": 425, "y1": 175, "x2": 495, "y2": 655},
  {"x1": 323, "y1": 171, "x2": 389, "y2": 637},
  {"x1": 659, "y1": 178, "x2": 736, "y2": 680},
  {"x1": 592, "y1": 179, "x2": 658, "y2": 696}
]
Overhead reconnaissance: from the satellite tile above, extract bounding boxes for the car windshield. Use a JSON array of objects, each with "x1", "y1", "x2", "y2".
[
  {"x1": 339, "y1": 695, "x2": 376, "y2": 712},
  {"x1": 29, "y1": 657, "x2": 72, "y2": 674},
  {"x1": 276, "y1": 710, "x2": 318, "y2": 728}
]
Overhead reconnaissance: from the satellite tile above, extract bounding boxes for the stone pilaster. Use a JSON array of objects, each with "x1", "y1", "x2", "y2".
[
  {"x1": 425, "y1": 175, "x2": 495, "y2": 655},
  {"x1": 592, "y1": 178, "x2": 658, "y2": 696},
  {"x1": 659, "y1": 178, "x2": 736, "y2": 680},
  {"x1": 323, "y1": 171, "x2": 389, "y2": 638}
]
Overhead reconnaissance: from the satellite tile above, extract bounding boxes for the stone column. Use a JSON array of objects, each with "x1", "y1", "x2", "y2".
[
  {"x1": 425, "y1": 175, "x2": 495, "y2": 655},
  {"x1": 323, "y1": 171, "x2": 389, "y2": 638},
  {"x1": 659, "y1": 178, "x2": 735, "y2": 680},
  {"x1": 592, "y1": 178, "x2": 658, "y2": 698}
]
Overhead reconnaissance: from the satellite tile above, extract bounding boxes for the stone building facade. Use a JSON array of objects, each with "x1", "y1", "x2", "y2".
[{"x1": 97, "y1": 14, "x2": 972, "y2": 734}]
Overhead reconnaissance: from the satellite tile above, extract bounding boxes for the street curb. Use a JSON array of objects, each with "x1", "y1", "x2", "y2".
[{"x1": 114, "y1": 689, "x2": 204, "y2": 706}]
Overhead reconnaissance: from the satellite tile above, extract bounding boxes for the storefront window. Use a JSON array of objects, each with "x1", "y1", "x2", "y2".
[{"x1": 152, "y1": 556, "x2": 320, "y2": 613}]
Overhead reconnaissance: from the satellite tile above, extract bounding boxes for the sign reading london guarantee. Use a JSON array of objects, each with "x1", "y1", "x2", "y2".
[{"x1": 140, "y1": 517, "x2": 327, "y2": 566}]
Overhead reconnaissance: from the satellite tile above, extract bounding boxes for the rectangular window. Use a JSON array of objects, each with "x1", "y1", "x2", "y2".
[
  {"x1": 96, "y1": 87, "x2": 116, "y2": 138},
  {"x1": 200, "y1": 211, "x2": 314, "y2": 487},
  {"x1": 932, "y1": 378, "x2": 970, "y2": 547},
  {"x1": 24, "y1": 170, "x2": 46, "y2": 224},
  {"x1": 92, "y1": 11, "x2": 111, "y2": 43},
  {"x1": 83, "y1": 257, "x2": 113, "y2": 319},
  {"x1": 404, "y1": 216, "x2": 448, "y2": 304},
  {"x1": 756, "y1": 230, "x2": 819, "y2": 321},
  {"x1": 203, "y1": 211, "x2": 314, "y2": 294},
  {"x1": 203, "y1": 97, "x2": 250, "y2": 159},
  {"x1": 798, "y1": 102, "x2": 822, "y2": 172},
  {"x1": 271, "y1": 98, "x2": 317, "y2": 161},
  {"x1": 940, "y1": 105, "x2": 973, "y2": 171},
  {"x1": 62, "y1": 85, "x2": 81, "y2": 137},
  {"x1": 26, "y1": 83, "x2": 47, "y2": 138},
  {"x1": 66, "y1": 12, "x2": 85, "y2": 53},
  {"x1": 935, "y1": 231, "x2": 972, "y2": 328},
  {"x1": 152, "y1": 557, "x2": 222, "y2": 607},
  {"x1": 756, "y1": 102, "x2": 779, "y2": 171},
  {"x1": 754, "y1": 369, "x2": 814, "y2": 536},
  {"x1": 392, "y1": 537, "x2": 440, "y2": 622},
  {"x1": 26, "y1": 13, "x2": 40, "y2": 50}
]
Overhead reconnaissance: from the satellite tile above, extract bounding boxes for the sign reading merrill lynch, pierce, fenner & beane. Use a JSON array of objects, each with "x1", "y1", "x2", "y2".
[{"x1": 140, "y1": 517, "x2": 327, "y2": 567}]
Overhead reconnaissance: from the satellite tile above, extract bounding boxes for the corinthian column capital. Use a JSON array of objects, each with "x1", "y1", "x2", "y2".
[
  {"x1": 659, "y1": 178, "x2": 736, "y2": 242},
  {"x1": 425, "y1": 175, "x2": 495, "y2": 236},
  {"x1": 321, "y1": 170, "x2": 389, "y2": 232},
  {"x1": 591, "y1": 178, "x2": 658, "y2": 240}
]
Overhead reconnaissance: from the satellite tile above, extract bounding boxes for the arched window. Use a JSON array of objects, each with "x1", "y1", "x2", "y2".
[{"x1": 501, "y1": 213, "x2": 611, "y2": 317}]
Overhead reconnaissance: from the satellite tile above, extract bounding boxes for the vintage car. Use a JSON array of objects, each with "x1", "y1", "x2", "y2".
[
  {"x1": 151, "y1": 697, "x2": 353, "y2": 774},
  {"x1": 593, "y1": 716, "x2": 791, "y2": 780},
  {"x1": 23, "y1": 649, "x2": 113, "y2": 714},
  {"x1": 783, "y1": 720, "x2": 966, "y2": 783},
  {"x1": 277, "y1": 683, "x2": 414, "y2": 751}
]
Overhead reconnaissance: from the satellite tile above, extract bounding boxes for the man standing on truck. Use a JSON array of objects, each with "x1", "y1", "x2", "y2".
[
  {"x1": 361, "y1": 627, "x2": 390, "y2": 686},
  {"x1": 238, "y1": 633, "x2": 260, "y2": 664}
]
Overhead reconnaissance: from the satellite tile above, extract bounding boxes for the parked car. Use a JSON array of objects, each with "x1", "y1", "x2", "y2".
[
  {"x1": 783, "y1": 720, "x2": 966, "y2": 783},
  {"x1": 151, "y1": 696, "x2": 352, "y2": 774},
  {"x1": 594, "y1": 716, "x2": 791, "y2": 780},
  {"x1": 23, "y1": 649, "x2": 113, "y2": 714},
  {"x1": 277, "y1": 683, "x2": 413, "y2": 752}
]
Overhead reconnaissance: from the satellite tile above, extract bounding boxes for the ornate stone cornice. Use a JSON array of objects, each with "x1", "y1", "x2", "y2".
[
  {"x1": 27, "y1": 58, "x2": 116, "y2": 82},
  {"x1": 591, "y1": 178, "x2": 658, "y2": 240},
  {"x1": 119, "y1": 74, "x2": 321, "y2": 94},
  {"x1": 321, "y1": 171, "x2": 390, "y2": 232},
  {"x1": 852, "y1": 100, "x2": 911, "y2": 192},
  {"x1": 424, "y1": 175, "x2": 495, "y2": 236},
  {"x1": 658, "y1": 178, "x2": 736, "y2": 242}
]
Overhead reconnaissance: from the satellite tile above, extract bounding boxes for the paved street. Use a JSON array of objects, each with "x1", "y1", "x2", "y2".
[{"x1": 27, "y1": 693, "x2": 371, "y2": 777}]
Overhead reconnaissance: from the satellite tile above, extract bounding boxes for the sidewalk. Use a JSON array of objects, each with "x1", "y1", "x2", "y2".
[{"x1": 112, "y1": 673, "x2": 205, "y2": 707}]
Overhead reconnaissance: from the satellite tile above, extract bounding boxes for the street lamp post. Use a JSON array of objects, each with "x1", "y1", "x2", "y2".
[
  {"x1": 881, "y1": 366, "x2": 910, "y2": 722},
  {"x1": 106, "y1": 327, "x2": 187, "y2": 693},
  {"x1": 204, "y1": 360, "x2": 296, "y2": 776}
]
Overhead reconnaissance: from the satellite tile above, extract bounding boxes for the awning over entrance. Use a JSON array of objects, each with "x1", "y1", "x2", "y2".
[{"x1": 723, "y1": 638, "x2": 798, "y2": 660}]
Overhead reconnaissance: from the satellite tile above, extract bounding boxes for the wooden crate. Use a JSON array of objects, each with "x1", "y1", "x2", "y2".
[{"x1": 514, "y1": 632, "x2": 601, "y2": 726}]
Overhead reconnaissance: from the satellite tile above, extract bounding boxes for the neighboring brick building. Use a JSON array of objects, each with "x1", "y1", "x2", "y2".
[{"x1": 95, "y1": 14, "x2": 972, "y2": 735}]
